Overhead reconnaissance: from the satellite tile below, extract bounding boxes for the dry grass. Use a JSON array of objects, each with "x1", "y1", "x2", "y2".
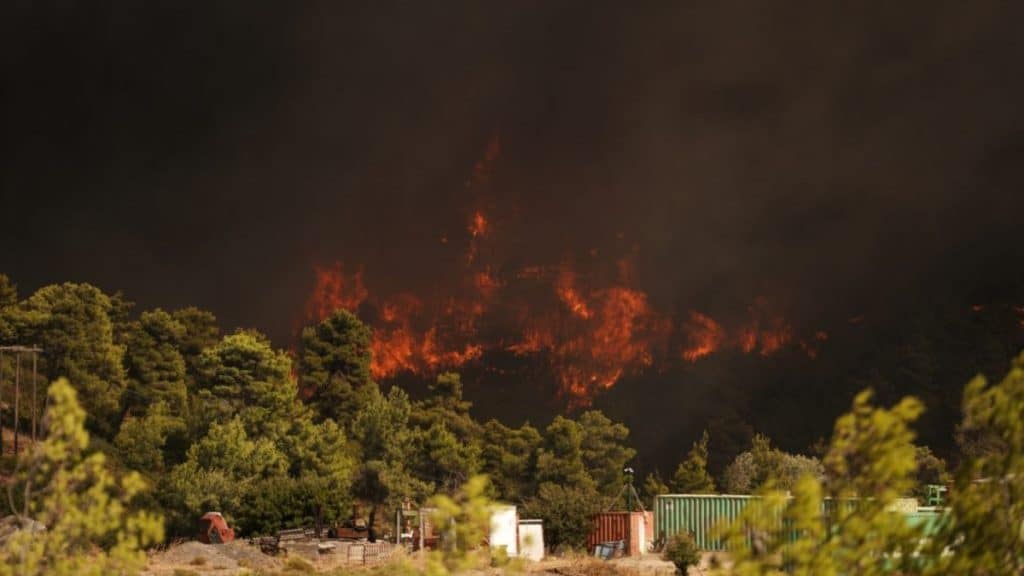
[{"x1": 281, "y1": 556, "x2": 316, "y2": 573}]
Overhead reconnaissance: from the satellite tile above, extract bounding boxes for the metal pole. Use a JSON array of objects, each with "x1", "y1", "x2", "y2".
[
  {"x1": 0, "y1": 350, "x2": 4, "y2": 453},
  {"x1": 32, "y1": 352, "x2": 37, "y2": 442},
  {"x1": 13, "y1": 352, "x2": 19, "y2": 457}
]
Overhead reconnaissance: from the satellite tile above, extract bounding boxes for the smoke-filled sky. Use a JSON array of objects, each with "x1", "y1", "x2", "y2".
[{"x1": 4, "y1": 2, "x2": 1024, "y2": 467}]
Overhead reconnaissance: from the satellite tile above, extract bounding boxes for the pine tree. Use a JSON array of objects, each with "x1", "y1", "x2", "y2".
[{"x1": 672, "y1": 430, "x2": 716, "y2": 494}]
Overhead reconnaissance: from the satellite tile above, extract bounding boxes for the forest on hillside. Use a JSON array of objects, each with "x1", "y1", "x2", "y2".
[{"x1": 1, "y1": 273, "x2": 1024, "y2": 574}]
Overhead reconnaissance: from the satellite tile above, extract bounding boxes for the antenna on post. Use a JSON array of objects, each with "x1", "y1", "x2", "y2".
[{"x1": 604, "y1": 466, "x2": 645, "y2": 513}]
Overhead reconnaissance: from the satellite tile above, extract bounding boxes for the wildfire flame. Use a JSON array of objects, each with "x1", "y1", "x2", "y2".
[
  {"x1": 300, "y1": 134, "x2": 829, "y2": 407},
  {"x1": 681, "y1": 312, "x2": 726, "y2": 362},
  {"x1": 556, "y1": 267, "x2": 593, "y2": 320},
  {"x1": 304, "y1": 262, "x2": 367, "y2": 321}
]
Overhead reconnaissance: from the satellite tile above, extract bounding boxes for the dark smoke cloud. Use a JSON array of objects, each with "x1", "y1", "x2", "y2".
[{"x1": 3, "y1": 1, "x2": 1024, "y2": 471}]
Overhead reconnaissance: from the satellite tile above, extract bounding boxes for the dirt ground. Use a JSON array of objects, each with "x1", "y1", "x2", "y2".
[
  {"x1": 145, "y1": 541, "x2": 721, "y2": 575},
  {"x1": 144, "y1": 540, "x2": 283, "y2": 574}
]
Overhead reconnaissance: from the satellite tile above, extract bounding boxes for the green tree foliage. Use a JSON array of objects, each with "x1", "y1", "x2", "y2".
[
  {"x1": 524, "y1": 416, "x2": 601, "y2": 550},
  {"x1": 642, "y1": 471, "x2": 670, "y2": 507},
  {"x1": 169, "y1": 307, "x2": 220, "y2": 386},
  {"x1": 578, "y1": 410, "x2": 636, "y2": 498},
  {"x1": 718, "y1": 391, "x2": 925, "y2": 576},
  {"x1": 162, "y1": 417, "x2": 287, "y2": 535},
  {"x1": 521, "y1": 482, "x2": 599, "y2": 552},
  {"x1": 0, "y1": 379, "x2": 162, "y2": 576},
  {"x1": 122, "y1": 309, "x2": 188, "y2": 416},
  {"x1": 663, "y1": 531, "x2": 700, "y2": 575},
  {"x1": 0, "y1": 275, "x2": 17, "y2": 341},
  {"x1": 0, "y1": 276, "x2": 667, "y2": 551},
  {"x1": 927, "y1": 353, "x2": 1024, "y2": 573},
  {"x1": 16, "y1": 283, "x2": 127, "y2": 438},
  {"x1": 240, "y1": 473, "x2": 354, "y2": 537},
  {"x1": 722, "y1": 434, "x2": 823, "y2": 494},
  {"x1": 114, "y1": 401, "x2": 187, "y2": 475},
  {"x1": 412, "y1": 372, "x2": 481, "y2": 443},
  {"x1": 672, "y1": 430, "x2": 716, "y2": 494},
  {"x1": 536, "y1": 416, "x2": 594, "y2": 489},
  {"x1": 408, "y1": 373, "x2": 482, "y2": 494},
  {"x1": 107, "y1": 291, "x2": 135, "y2": 344},
  {"x1": 410, "y1": 421, "x2": 481, "y2": 495},
  {"x1": 350, "y1": 387, "x2": 426, "y2": 539},
  {"x1": 911, "y1": 445, "x2": 949, "y2": 503},
  {"x1": 193, "y1": 330, "x2": 299, "y2": 441},
  {"x1": 480, "y1": 419, "x2": 541, "y2": 503},
  {"x1": 163, "y1": 325, "x2": 358, "y2": 537},
  {"x1": 273, "y1": 416, "x2": 356, "y2": 529},
  {"x1": 0, "y1": 275, "x2": 16, "y2": 308},
  {"x1": 299, "y1": 309, "x2": 374, "y2": 425}
]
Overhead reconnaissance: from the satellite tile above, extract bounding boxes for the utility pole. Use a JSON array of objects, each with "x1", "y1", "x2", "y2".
[
  {"x1": 0, "y1": 349, "x2": 4, "y2": 453},
  {"x1": 14, "y1": 351, "x2": 19, "y2": 456},
  {"x1": 0, "y1": 346, "x2": 43, "y2": 457},
  {"x1": 32, "y1": 352, "x2": 37, "y2": 442}
]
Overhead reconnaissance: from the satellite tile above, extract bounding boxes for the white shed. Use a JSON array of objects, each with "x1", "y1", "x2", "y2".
[
  {"x1": 489, "y1": 505, "x2": 518, "y2": 557},
  {"x1": 517, "y1": 519, "x2": 544, "y2": 561}
]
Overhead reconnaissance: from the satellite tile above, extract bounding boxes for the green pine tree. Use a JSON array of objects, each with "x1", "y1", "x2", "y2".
[{"x1": 672, "y1": 430, "x2": 716, "y2": 494}]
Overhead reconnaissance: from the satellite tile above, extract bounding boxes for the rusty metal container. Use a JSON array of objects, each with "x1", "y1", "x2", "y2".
[{"x1": 587, "y1": 511, "x2": 651, "y2": 557}]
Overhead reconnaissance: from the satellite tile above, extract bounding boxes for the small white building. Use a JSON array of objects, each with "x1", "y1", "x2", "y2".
[
  {"x1": 489, "y1": 505, "x2": 518, "y2": 557},
  {"x1": 517, "y1": 519, "x2": 544, "y2": 561}
]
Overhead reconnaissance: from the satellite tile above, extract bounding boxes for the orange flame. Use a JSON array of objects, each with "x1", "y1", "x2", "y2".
[
  {"x1": 556, "y1": 267, "x2": 593, "y2": 320},
  {"x1": 681, "y1": 312, "x2": 727, "y2": 362},
  {"x1": 469, "y1": 211, "x2": 488, "y2": 238},
  {"x1": 550, "y1": 285, "x2": 664, "y2": 407},
  {"x1": 304, "y1": 262, "x2": 367, "y2": 321},
  {"x1": 679, "y1": 301, "x2": 816, "y2": 362},
  {"x1": 299, "y1": 136, "x2": 832, "y2": 408}
]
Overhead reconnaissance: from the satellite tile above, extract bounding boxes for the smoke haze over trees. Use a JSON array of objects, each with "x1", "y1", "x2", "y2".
[{"x1": 4, "y1": 3, "x2": 1024, "y2": 479}]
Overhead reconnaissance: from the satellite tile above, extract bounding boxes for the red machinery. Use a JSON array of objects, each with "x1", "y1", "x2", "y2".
[{"x1": 198, "y1": 512, "x2": 235, "y2": 544}]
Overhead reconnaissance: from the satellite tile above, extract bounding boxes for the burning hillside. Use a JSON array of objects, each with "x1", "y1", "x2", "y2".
[{"x1": 299, "y1": 137, "x2": 829, "y2": 407}]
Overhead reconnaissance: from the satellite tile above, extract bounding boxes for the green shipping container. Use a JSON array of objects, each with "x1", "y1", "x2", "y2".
[
  {"x1": 655, "y1": 494, "x2": 945, "y2": 552},
  {"x1": 654, "y1": 495, "x2": 755, "y2": 551}
]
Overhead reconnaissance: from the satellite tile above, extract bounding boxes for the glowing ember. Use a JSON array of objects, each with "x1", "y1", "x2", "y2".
[
  {"x1": 474, "y1": 268, "x2": 502, "y2": 298},
  {"x1": 469, "y1": 211, "x2": 488, "y2": 238}
]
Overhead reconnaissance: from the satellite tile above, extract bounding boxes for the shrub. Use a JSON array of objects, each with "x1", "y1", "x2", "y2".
[
  {"x1": 662, "y1": 532, "x2": 700, "y2": 574},
  {"x1": 520, "y1": 482, "x2": 600, "y2": 551}
]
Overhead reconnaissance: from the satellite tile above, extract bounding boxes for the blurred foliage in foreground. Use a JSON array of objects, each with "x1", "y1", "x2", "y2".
[
  {"x1": 716, "y1": 353, "x2": 1024, "y2": 575},
  {"x1": 0, "y1": 379, "x2": 162, "y2": 576}
]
